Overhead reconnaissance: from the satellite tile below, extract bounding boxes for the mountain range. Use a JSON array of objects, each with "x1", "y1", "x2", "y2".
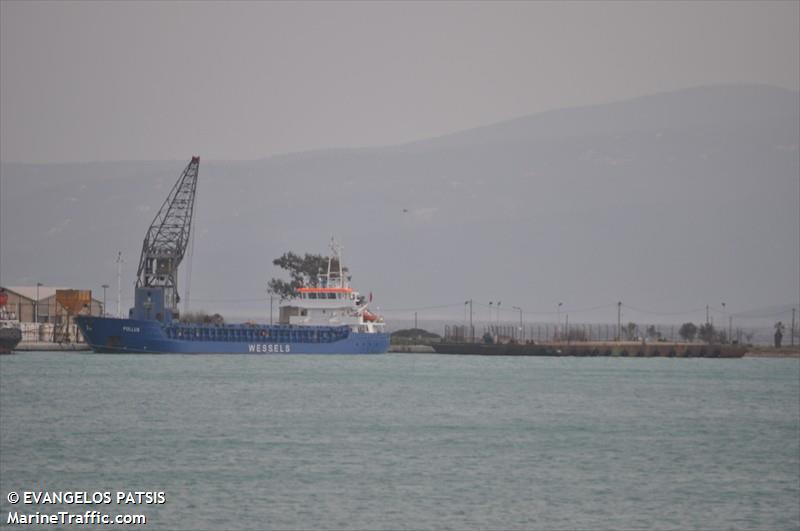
[{"x1": 1, "y1": 84, "x2": 798, "y2": 324}]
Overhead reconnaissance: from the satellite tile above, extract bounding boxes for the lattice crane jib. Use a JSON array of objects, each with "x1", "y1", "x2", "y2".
[{"x1": 135, "y1": 156, "x2": 199, "y2": 314}]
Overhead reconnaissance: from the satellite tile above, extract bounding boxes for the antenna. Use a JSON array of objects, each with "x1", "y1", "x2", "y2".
[{"x1": 328, "y1": 236, "x2": 344, "y2": 287}]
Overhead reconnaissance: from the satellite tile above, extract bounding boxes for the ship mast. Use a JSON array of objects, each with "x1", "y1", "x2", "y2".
[
  {"x1": 135, "y1": 156, "x2": 199, "y2": 317},
  {"x1": 327, "y1": 237, "x2": 345, "y2": 288}
]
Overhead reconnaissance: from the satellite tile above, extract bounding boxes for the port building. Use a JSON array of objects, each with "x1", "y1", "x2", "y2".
[
  {"x1": 0, "y1": 285, "x2": 103, "y2": 342},
  {"x1": 0, "y1": 286, "x2": 102, "y2": 322}
]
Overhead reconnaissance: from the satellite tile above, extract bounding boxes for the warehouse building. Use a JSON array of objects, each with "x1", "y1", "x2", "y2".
[
  {"x1": 0, "y1": 286, "x2": 103, "y2": 322},
  {"x1": 0, "y1": 286, "x2": 103, "y2": 342}
]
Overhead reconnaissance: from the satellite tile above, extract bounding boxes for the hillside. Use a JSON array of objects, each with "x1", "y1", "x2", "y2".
[{"x1": 1, "y1": 84, "x2": 798, "y2": 322}]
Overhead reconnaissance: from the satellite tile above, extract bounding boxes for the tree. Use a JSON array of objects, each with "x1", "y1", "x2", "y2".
[
  {"x1": 698, "y1": 323, "x2": 717, "y2": 343},
  {"x1": 622, "y1": 322, "x2": 638, "y2": 340},
  {"x1": 180, "y1": 311, "x2": 224, "y2": 325},
  {"x1": 645, "y1": 325, "x2": 661, "y2": 340},
  {"x1": 267, "y1": 252, "x2": 347, "y2": 300},
  {"x1": 679, "y1": 322, "x2": 698, "y2": 342},
  {"x1": 390, "y1": 328, "x2": 442, "y2": 346},
  {"x1": 774, "y1": 321, "x2": 785, "y2": 348},
  {"x1": 566, "y1": 327, "x2": 587, "y2": 341}
]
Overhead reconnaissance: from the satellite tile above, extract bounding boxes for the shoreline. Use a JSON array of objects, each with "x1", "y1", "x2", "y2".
[
  {"x1": 744, "y1": 347, "x2": 800, "y2": 358},
  {"x1": 391, "y1": 343, "x2": 800, "y2": 358},
  {"x1": 10, "y1": 342, "x2": 799, "y2": 357}
]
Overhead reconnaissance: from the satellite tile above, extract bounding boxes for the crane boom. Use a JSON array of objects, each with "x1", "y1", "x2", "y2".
[{"x1": 134, "y1": 156, "x2": 199, "y2": 319}]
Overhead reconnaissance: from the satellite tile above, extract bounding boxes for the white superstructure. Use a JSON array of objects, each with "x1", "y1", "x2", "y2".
[{"x1": 282, "y1": 239, "x2": 385, "y2": 334}]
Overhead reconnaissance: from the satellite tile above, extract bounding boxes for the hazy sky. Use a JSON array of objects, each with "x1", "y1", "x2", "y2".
[{"x1": 1, "y1": 1, "x2": 799, "y2": 163}]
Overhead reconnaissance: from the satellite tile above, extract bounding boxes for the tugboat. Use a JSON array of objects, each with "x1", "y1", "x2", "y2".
[
  {"x1": 0, "y1": 290, "x2": 22, "y2": 354},
  {"x1": 74, "y1": 156, "x2": 389, "y2": 354}
]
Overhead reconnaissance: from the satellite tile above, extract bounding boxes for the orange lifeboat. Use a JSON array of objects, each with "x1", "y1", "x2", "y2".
[{"x1": 362, "y1": 310, "x2": 379, "y2": 322}]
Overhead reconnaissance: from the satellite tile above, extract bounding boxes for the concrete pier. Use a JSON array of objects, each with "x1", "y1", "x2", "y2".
[
  {"x1": 14, "y1": 341, "x2": 90, "y2": 352},
  {"x1": 431, "y1": 341, "x2": 747, "y2": 358}
]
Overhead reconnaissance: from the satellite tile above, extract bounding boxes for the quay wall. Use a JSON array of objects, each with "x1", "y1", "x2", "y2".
[{"x1": 432, "y1": 341, "x2": 747, "y2": 358}]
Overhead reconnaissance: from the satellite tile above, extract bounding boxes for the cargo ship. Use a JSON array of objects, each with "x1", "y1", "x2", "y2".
[{"x1": 75, "y1": 157, "x2": 389, "y2": 354}]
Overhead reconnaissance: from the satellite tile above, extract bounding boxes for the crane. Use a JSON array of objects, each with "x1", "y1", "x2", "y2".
[{"x1": 133, "y1": 156, "x2": 199, "y2": 321}]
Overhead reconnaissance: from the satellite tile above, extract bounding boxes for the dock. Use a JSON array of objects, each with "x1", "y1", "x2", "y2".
[
  {"x1": 14, "y1": 341, "x2": 90, "y2": 352},
  {"x1": 431, "y1": 341, "x2": 747, "y2": 358}
]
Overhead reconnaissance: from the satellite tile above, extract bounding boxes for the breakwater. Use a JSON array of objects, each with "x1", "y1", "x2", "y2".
[{"x1": 432, "y1": 341, "x2": 746, "y2": 358}]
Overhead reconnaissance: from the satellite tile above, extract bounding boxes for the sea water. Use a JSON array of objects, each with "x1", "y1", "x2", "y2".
[{"x1": 1, "y1": 353, "x2": 798, "y2": 530}]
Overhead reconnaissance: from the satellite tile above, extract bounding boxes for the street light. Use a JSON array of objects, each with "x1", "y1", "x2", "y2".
[
  {"x1": 465, "y1": 300, "x2": 473, "y2": 342},
  {"x1": 557, "y1": 302, "x2": 563, "y2": 341},
  {"x1": 512, "y1": 306, "x2": 523, "y2": 341},
  {"x1": 266, "y1": 286, "x2": 274, "y2": 325},
  {"x1": 722, "y1": 302, "x2": 732, "y2": 342},
  {"x1": 101, "y1": 284, "x2": 110, "y2": 316},
  {"x1": 35, "y1": 282, "x2": 43, "y2": 323},
  {"x1": 721, "y1": 302, "x2": 726, "y2": 341}
]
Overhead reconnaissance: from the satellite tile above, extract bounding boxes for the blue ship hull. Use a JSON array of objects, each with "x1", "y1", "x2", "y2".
[{"x1": 75, "y1": 316, "x2": 389, "y2": 354}]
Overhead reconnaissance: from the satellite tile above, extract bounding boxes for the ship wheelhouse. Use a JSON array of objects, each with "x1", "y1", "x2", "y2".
[{"x1": 280, "y1": 239, "x2": 384, "y2": 334}]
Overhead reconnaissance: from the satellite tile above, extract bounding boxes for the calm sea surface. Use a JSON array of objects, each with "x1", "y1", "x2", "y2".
[{"x1": 1, "y1": 353, "x2": 798, "y2": 530}]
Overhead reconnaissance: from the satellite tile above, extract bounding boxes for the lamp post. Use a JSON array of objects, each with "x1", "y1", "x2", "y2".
[
  {"x1": 116, "y1": 251, "x2": 123, "y2": 318},
  {"x1": 721, "y1": 302, "x2": 726, "y2": 342},
  {"x1": 465, "y1": 300, "x2": 473, "y2": 342},
  {"x1": 35, "y1": 282, "x2": 42, "y2": 323},
  {"x1": 557, "y1": 302, "x2": 563, "y2": 341},
  {"x1": 101, "y1": 284, "x2": 109, "y2": 316},
  {"x1": 512, "y1": 306, "x2": 523, "y2": 341},
  {"x1": 267, "y1": 287, "x2": 274, "y2": 325}
]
